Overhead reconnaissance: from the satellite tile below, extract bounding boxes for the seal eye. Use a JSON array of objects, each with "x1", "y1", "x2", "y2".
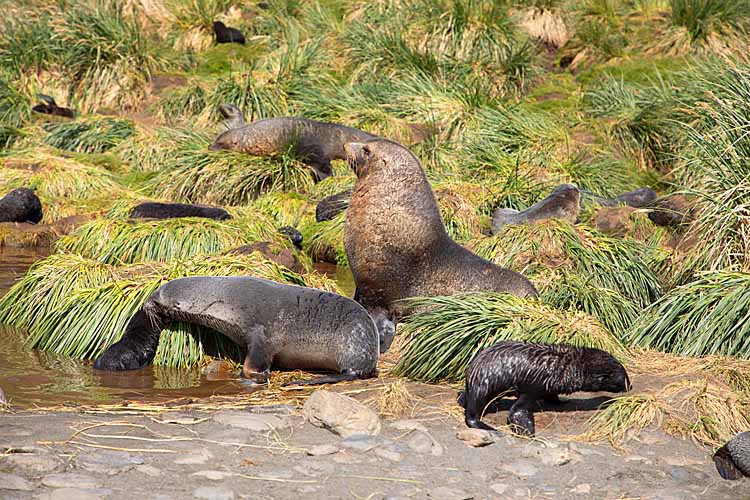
[{"x1": 362, "y1": 146, "x2": 371, "y2": 158}]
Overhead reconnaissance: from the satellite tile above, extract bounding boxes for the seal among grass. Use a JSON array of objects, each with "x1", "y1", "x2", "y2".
[
  {"x1": 31, "y1": 94, "x2": 75, "y2": 118},
  {"x1": 93, "y1": 276, "x2": 381, "y2": 385},
  {"x1": 491, "y1": 184, "x2": 581, "y2": 234},
  {"x1": 213, "y1": 21, "x2": 245, "y2": 45},
  {"x1": 0, "y1": 188, "x2": 43, "y2": 223},
  {"x1": 129, "y1": 202, "x2": 231, "y2": 221},
  {"x1": 713, "y1": 432, "x2": 750, "y2": 480},
  {"x1": 459, "y1": 340, "x2": 630, "y2": 436}
]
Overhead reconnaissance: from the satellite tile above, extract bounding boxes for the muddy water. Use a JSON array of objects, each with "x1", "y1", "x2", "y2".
[{"x1": 0, "y1": 249, "x2": 355, "y2": 408}]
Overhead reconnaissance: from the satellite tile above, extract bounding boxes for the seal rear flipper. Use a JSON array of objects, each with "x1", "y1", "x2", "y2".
[
  {"x1": 713, "y1": 444, "x2": 744, "y2": 480},
  {"x1": 283, "y1": 369, "x2": 370, "y2": 386},
  {"x1": 465, "y1": 413, "x2": 497, "y2": 432},
  {"x1": 93, "y1": 308, "x2": 162, "y2": 371}
]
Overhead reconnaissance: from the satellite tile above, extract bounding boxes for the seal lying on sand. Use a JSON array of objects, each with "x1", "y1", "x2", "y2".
[
  {"x1": 0, "y1": 188, "x2": 43, "y2": 223},
  {"x1": 129, "y1": 202, "x2": 231, "y2": 221},
  {"x1": 459, "y1": 341, "x2": 630, "y2": 435},
  {"x1": 491, "y1": 184, "x2": 580, "y2": 234},
  {"x1": 343, "y1": 139, "x2": 538, "y2": 350},
  {"x1": 31, "y1": 94, "x2": 74, "y2": 118},
  {"x1": 714, "y1": 432, "x2": 750, "y2": 480},
  {"x1": 316, "y1": 190, "x2": 351, "y2": 222},
  {"x1": 93, "y1": 277, "x2": 381, "y2": 385},
  {"x1": 209, "y1": 117, "x2": 376, "y2": 181},
  {"x1": 213, "y1": 21, "x2": 245, "y2": 45},
  {"x1": 218, "y1": 103, "x2": 245, "y2": 130}
]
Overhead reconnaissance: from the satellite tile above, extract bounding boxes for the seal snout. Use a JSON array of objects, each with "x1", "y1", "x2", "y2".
[
  {"x1": 344, "y1": 142, "x2": 366, "y2": 175},
  {"x1": 209, "y1": 142, "x2": 225, "y2": 151}
]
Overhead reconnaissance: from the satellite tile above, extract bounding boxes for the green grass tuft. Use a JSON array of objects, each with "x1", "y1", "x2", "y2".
[{"x1": 43, "y1": 117, "x2": 135, "y2": 154}]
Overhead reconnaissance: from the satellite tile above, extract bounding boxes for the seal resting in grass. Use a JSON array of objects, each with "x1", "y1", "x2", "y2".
[
  {"x1": 491, "y1": 184, "x2": 581, "y2": 234},
  {"x1": 213, "y1": 21, "x2": 245, "y2": 45},
  {"x1": 93, "y1": 276, "x2": 381, "y2": 385},
  {"x1": 0, "y1": 188, "x2": 43, "y2": 223},
  {"x1": 31, "y1": 94, "x2": 74, "y2": 118},
  {"x1": 585, "y1": 187, "x2": 658, "y2": 208},
  {"x1": 459, "y1": 340, "x2": 630, "y2": 435},
  {"x1": 218, "y1": 103, "x2": 245, "y2": 130},
  {"x1": 209, "y1": 117, "x2": 376, "y2": 181},
  {"x1": 343, "y1": 139, "x2": 537, "y2": 351},
  {"x1": 129, "y1": 202, "x2": 231, "y2": 221},
  {"x1": 714, "y1": 432, "x2": 750, "y2": 480}
]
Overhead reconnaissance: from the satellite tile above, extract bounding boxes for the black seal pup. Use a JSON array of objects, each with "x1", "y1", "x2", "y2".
[
  {"x1": 459, "y1": 341, "x2": 630, "y2": 435},
  {"x1": 713, "y1": 432, "x2": 750, "y2": 480},
  {"x1": 0, "y1": 188, "x2": 43, "y2": 223},
  {"x1": 31, "y1": 94, "x2": 75, "y2": 118},
  {"x1": 129, "y1": 202, "x2": 231, "y2": 221},
  {"x1": 316, "y1": 190, "x2": 351, "y2": 222},
  {"x1": 209, "y1": 117, "x2": 377, "y2": 182},
  {"x1": 278, "y1": 226, "x2": 303, "y2": 249},
  {"x1": 213, "y1": 21, "x2": 245, "y2": 45},
  {"x1": 343, "y1": 139, "x2": 538, "y2": 350},
  {"x1": 491, "y1": 184, "x2": 581, "y2": 234},
  {"x1": 93, "y1": 276, "x2": 381, "y2": 385},
  {"x1": 218, "y1": 103, "x2": 245, "y2": 130}
]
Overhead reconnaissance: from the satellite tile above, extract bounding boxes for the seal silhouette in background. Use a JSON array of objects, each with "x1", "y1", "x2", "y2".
[
  {"x1": 213, "y1": 21, "x2": 245, "y2": 45},
  {"x1": 0, "y1": 188, "x2": 43, "y2": 223}
]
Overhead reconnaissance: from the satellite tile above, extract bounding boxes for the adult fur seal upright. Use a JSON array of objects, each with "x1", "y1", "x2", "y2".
[
  {"x1": 129, "y1": 202, "x2": 231, "y2": 221},
  {"x1": 210, "y1": 117, "x2": 376, "y2": 181},
  {"x1": 491, "y1": 184, "x2": 580, "y2": 234},
  {"x1": 0, "y1": 188, "x2": 43, "y2": 223},
  {"x1": 459, "y1": 341, "x2": 630, "y2": 435},
  {"x1": 713, "y1": 432, "x2": 750, "y2": 480},
  {"x1": 93, "y1": 276, "x2": 382, "y2": 385},
  {"x1": 343, "y1": 139, "x2": 537, "y2": 349}
]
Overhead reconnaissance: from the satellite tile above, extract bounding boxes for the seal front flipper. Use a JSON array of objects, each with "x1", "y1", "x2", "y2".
[
  {"x1": 713, "y1": 443, "x2": 744, "y2": 480},
  {"x1": 241, "y1": 326, "x2": 273, "y2": 384},
  {"x1": 507, "y1": 393, "x2": 537, "y2": 436},
  {"x1": 282, "y1": 369, "x2": 373, "y2": 386},
  {"x1": 93, "y1": 308, "x2": 163, "y2": 371}
]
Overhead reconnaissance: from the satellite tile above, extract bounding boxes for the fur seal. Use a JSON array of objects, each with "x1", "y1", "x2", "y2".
[
  {"x1": 93, "y1": 276, "x2": 381, "y2": 385},
  {"x1": 0, "y1": 188, "x2": 43, "y2": 224},
  {"x1": 129, "y1": 202, "x2": 231, "y2": 221},
  {"x1": 209, "y1": 117, "x2": 376, "y2": 182},
  {"x1": 343, "y1": 139, "x2": 538, "y2": 349},
  {"x1": 218, "y1": 103, "x2": 245, "y2": 130},
  {"x1": 278, "y1": 226, "x2": 303, "y2": 249},
  {"x1": 213, "y1": 21, "x2": 245, "y2": 45},
  {"x1": 714, "y1": 432, "x2": 750, "y2": 480},
  {"x1": 31, "y1": 94, "x2": 74, "y2": 118},
  {"x1": 226, "y1": 242, "x2": 304, "y2": 273},
  {"x1": 586, "y1": 187, "x2": 658, "y2": 208},
  {"x1": 491, "y1": 184, "x2": 581, "y2": 234},
  {"x1": 459, "y1": 340, "x2": 630, "y2": 435},
  {"x1": 316, "y1": 190, "x2": 351, "y2": 222}
]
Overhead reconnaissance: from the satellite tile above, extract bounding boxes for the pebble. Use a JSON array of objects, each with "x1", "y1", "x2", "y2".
[
  {"x1": 42, "y1": 488, "x2": 112, "y2": 500},
  {"x1": 136, "y1": 464, "x2": 162, "y2": 477},
  {"x1": 428, "y1": 486, "x2": 473, "y2": 500},
  {"x1": 302, "y1": 390, "x2": 381, "y2": 438},
  {"x1": 521, "y1": 442, "x2": 576, "y2": 466},
  {"x1": 191, "y1": 470, "x2": 234, "y2": 481},
  {"x1": 390, "y1": 420, "x2": 429, "y2": 434},
  {"x1": 212, "y1": 410, "x2": 290, "y2": 432},
  {"x1": 374, "y1": 447, "x2": 403, "y2": 462},
  {"x1": 174, "y1": 448, "x2": 214, "y2": 465},
  {"x1": 499, "y1": 460, "x2": 539, "y2": 478},
  {"x1": 42, "y1": 473, "x2": 101, "y2": 489},
  {"x1": 2, "y1": 454, "x2": 63, "y2": 474},
  {"x1": 307, "y1": 444, "x2": 339, "y2": 456},
  {"x1": 76, "y1": 450, "x2": 144, "y2": 475},
  {"x1": 340, "y1": 435, "x2": 386, "y2": 451},
  {"x1": 248, "y1": 404, "x2": 296, "y2": 416},
  {"x1": 193, "y1": 486, "x2": 235, "y2": 500},
  {"x1": 456, "y1": 429, "x2": 495, "y2": 447},
  {"x1": 407, "y1": 431, "x2": 442, "y2": 456},
  {"x1": 572, "y1": 484, "x2": 591, "y2": 494},
  {"x1": 0, "y1": 472, "x2": 34, "y2": 491}
]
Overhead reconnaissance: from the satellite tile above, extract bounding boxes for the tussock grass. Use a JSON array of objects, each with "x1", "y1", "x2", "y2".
[
  {"x1": 43, "y1": 117, "x2": 136, "y2": 154},
  {"x1": 303, "y1": 212, "x2": 347, "y2": 266},
  {"x1": 394, "y1": 293, "x2": 626, "y2": 383}
]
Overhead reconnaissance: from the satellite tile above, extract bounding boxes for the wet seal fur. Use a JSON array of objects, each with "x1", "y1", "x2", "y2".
[
  {"x1": 129, "y1": 202, "x2": 231, "y2": 221},
  {"x1": 316, "y1": 190, "x2": 351, "y2": 222},
  {"x1": 491, "y1": 184, "x2": 581, "y2": 234},
  {"x1": 93, "y1": 276, "x2": 381, "y2": 385},
  {"x1": 213, "y1": 21, "x2": 245, "y2": 45},
  {"x1": 0, "y1": 188, "x2": 43, "y2": 223},
  {"x1": 459, "y1": 340, "x2": 630, "y2": 435},
  {"x1": 209, "y1": 117, "x2": 376, "y2": 182},
  {"x1": 714, "y1": 432, "x2": 750, "y2": 480},
  {"x1": 31, "y1": 94, "x2": 74, "y2": 118},
  {"x1": 218, "y1": 103, "x2": 245, "y2": 130},
  {"x1": 343, "y1": 139, "x2": 538, "y2": 351},
  {"x1": 278, "y1": 225, "x2": 303, "y2": 249}
]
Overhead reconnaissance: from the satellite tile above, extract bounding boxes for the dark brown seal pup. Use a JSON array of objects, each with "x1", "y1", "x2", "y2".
[
  {"x1": 316, "y1": 190, "x2": 351, "y2": 222},
  {"x1": 129, "y1": 202, "x2": 231, "y2": 221},
  {"x1": 491, "y1": 184, "x2": 581, "y2": 234},
  {"x1": 31, "y1": 94, "x2": 75, "y2": 118},
  {"x1": 0, "y1": 188, "x2": 43, "y2": 223},
  {"x1": 93, "y1": 276, "x2": 381, "y2": 385},
  {"x1": 213, "y1": 21, "x2": 245, "y2": 45},
  {"x1": 218, "y1": 103, "x2": 245, "y2": 130},
  {"x1": 459, "y1": 341, "x2": 630, "y2": 435},
  {"x1": 713, "y1": 432, "x2": 750, "y2": 480},
  {"x1": 209, "y1": 117, "x2": 377, "y2": 181},
  {"x1": 343, "y1": 139, "x2": 538, "y2": 350}
]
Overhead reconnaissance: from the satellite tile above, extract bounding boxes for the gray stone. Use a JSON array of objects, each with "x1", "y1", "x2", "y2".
[
  {"x1": 193, "y1": 486, "x2": 235, "y2": 500},
  {"x1": 2, "y1": 454, "x2": 63, "y2": 475},
  {"x1": 174, "y1": 448, "x2": 213, "y2": 465},
  {"x1": 247, "y1": 404, "x2": 296, "y2": 416},
  {"x1": 390, "y1": 420, "x2": 429, "y2": 434},
  {"x1": 136, "y1": 465, "x2": 162, "y2": 477},
  {"x1": 572, "y1": 484, "x2": 591, "y2": 494},
  {"x1": 456, "y1": 429, "x2": 495, "y2": 447},
  {"x1": 191, "y1": 470, "x2": 234, "y2": 481},
  {"x1": 42, "y1": 488, "x2": 112, "y2": 500},
  {"x1": 407, "y1": 431, "x2": 442, "y2": 456},
  {"x1": 76, "y1": 450, "x2": 144, "y2": 475},
  {"x1": 499, "y1": 459, "x2": 539, "y2": 478},
  {"x1": 212, "y1": 410, "x2": 290, "y2": 432},
  {"x1": 307, "y1": 444, "x2": 338, "y2": 456},
  {"x1": 521, "y1": 442, "x2": 577, "y2": 466},
  {"x1": 0, "y1": 472, "x2": 34, "y2": 491},
  {"x1": 302, "y1": 390, "x2": 381, "y2": 438},
  {"x1": 340, "y1": 435, "x2": 385, "y2": 451},
  {"x1": 0, "y1": 426, "x2": 33, "y2": 437},
  {"x1": 666, "y1": 466, "x2": 691, "y2": 482},
  {"x1": 374, "y1": 447, "x2": 403, "y2": 462},
  {"x1": 428, "y1": 486, "x2": 473, "y2": 500},
  {"x1": 490, "y1": 484, "x2": 508, "y2": 495},
  {"x1": 42, "y1": 473, "x2": 101, "y2": 489}
]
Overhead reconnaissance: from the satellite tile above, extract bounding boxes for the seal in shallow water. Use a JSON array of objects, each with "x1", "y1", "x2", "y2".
[
  {"x1": 491, "y1": 184, "x2": 581, "y2": 234},
  {"x1": 343, "y1": 139, "x2": 538, "y2": 349},
  {"x1": 0, "y1": 188, "x2": 43, "y2": 223},
  {"x1": 93, "y1": 276, "x2": 381, "y2": 385},
  {"x1": 209, "y1": 117, "x2": 376, "y2": 181},
  {"x1": 459, "y1": 340, "x2": 630, "y2": 435},
  {"x1": 129, "y1": 202, "x2": 231, "y2": 221},
  {"x1": 714, "y1": 432, "x2": 750, "y2": 480}
]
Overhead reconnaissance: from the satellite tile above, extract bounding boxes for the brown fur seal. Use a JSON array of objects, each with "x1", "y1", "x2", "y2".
[
  {"x1": 343, "y1": 139, "x2": 538, "y2": 349},
  {"x1": 213, "y1": 21, "x2": 245, "y2": 45},
  {"x1": 226, "y1": 242, "x2": 304, "y2": 273},
  {"x1": 32, "y1": 94, "x2": 74, "y2": 118},
  {"x1": 714, "y1": 432, "x2": 750, "y2": 480},
  {"x1": 93, "y1": 276, "x2": 381, "y2": 385},
  {"x1": 491, "y1": 184, "x2": 580, "y2": 234},
  {"x1": 209, "y1": 117, "x2": 376, "y2": 181},
  {"x1": 218, "y1": 103, "x2": 246, "y2": 130},
  {"x1": 0, "y1": 188, "x2": 43, "y2": 224},
  {"x1": 584, "y1": 187, "x2": 657, "y2": 208},
  {"x1": 459, "y1": 341, "x2": 630, "y2": 435}
]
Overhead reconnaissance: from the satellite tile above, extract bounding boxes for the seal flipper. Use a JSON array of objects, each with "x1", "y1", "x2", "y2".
[
  {"x1": 283, "y1": 369, "x2": 372, "y2": 386},
  {"x1": 241, "y1": 326, "x2": 273, "y2": 384},
  {"x1": 713, "y1": 443, "x2": 744, "y2": 480},
  {"x1": 93, "y1": 308, "x2": 163, "y2": 371},
  {"x1": 507, "y1": 393, "x2": 536, "y2": 436}
]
